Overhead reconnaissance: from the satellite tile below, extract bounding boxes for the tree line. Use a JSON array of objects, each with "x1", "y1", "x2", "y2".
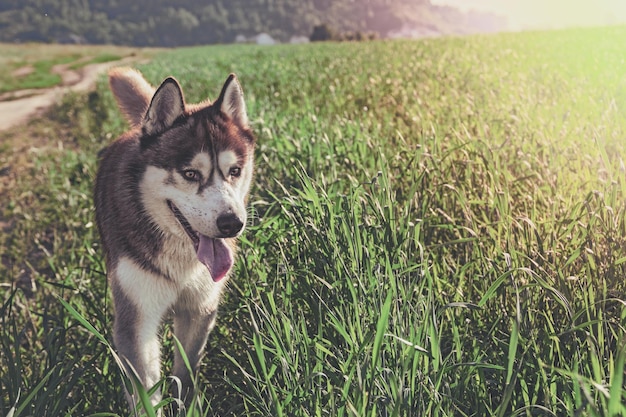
[{"x1": 0, "y1": 0, "x2": 506, "y2": 46}]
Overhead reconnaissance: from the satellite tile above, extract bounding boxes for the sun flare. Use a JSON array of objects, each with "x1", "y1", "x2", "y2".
[{"x1": 432, "y1": 0, "x2": 626, "y2": 30}]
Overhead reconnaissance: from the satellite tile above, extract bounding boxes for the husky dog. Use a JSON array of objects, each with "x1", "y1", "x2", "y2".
[{"x1": 95, "y1": 68, "x2": 255, "y2": 412}]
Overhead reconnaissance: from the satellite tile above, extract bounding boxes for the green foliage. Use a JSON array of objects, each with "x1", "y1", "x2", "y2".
[
  {"x1": 310, "y1": 24, "x2": 336, "y2": 42},
  {"x1": 2, "y1": 25, "x2": 626, "y2": 416},
  {"x1": 0, "y1": 0, "x2": 500, "y2": 46}
]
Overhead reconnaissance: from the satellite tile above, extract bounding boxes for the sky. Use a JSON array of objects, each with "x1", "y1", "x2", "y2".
[{"x1": 430, "y1": 0, "x2": 626, "y2": 30}]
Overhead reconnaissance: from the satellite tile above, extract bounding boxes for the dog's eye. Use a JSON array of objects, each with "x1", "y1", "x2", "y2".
[
  {"x1": 182, "y1": 170, "x2": 200, "y2": 181},
  {"x1": 229, "y1": 167, "x2": 241, "y2": 178}
]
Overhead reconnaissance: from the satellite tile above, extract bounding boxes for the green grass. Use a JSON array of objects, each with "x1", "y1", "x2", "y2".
[
  {"x1": 66, "y1": 53, "x2": 124, "y2": 70},
  {"x1": 0, "y1": 44, "x2": 154, "y2": 94},
  {"x1": 0, "y1": 54, "x2": 77, "y2": 93},
  {"x1": 2, "y1": 25, "x2": 626, "y2": 416}
]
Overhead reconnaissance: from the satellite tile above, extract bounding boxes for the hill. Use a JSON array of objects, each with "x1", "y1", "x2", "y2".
[{"x1": 0, "y1": 0, "x2": 506, "y2": 46}]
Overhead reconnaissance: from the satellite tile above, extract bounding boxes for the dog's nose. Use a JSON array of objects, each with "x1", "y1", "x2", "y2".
[{"x1": 216, "y1": 213, "x2": 244, "y2": 237}]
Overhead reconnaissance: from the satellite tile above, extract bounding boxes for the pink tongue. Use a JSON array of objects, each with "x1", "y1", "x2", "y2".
[{"x1": 197, "y1": 236, "x2": 233, "y2": 282}]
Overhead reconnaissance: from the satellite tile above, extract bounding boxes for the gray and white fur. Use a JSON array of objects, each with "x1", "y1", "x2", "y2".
[{"x1": 95, "y1": 68, "x2": 255, "y2": 413}]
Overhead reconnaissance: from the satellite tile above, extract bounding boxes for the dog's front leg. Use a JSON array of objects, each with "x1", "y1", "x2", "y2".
[
  {"x1": 111, "y1": 260, "x2": 177, "y2": 415},
  {"x1": 171, "y1": 301, "x2": 218, "y2": 406}
]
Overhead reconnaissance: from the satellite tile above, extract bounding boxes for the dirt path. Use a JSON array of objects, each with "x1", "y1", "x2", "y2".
[{"x1": 0, "y1": 57, "x2": 138, "y2": 131}]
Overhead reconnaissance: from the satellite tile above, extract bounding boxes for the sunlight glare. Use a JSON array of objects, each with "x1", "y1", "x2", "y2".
[{"x1": 431, "y1": 0, "x2": 626, "y2": 30}]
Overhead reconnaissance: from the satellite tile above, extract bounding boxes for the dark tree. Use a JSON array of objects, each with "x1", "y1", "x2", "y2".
[{"x1": 310, "y1": 23, "x2": 335, "y2": 42}]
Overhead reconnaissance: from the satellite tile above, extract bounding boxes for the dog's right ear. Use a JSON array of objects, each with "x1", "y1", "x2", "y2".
[
  {"x1": 142, "y1": 77, "x2": 185, "y2": 137},
  {"x1": 108, "y1": 67, "x2": 155, "y2": 128},
  {"x1": 215, "y1": 74, "x2": 248, "y2": 128}
]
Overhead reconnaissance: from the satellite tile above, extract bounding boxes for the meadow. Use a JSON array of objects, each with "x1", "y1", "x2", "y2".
[
  {"x1": 0, "y1": 43, "x2": 158, "y2": 95},
  {"x1": 1, "y1": 25, "x2": 626, "y2": 416}
]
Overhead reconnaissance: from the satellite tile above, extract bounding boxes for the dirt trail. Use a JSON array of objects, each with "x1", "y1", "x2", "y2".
[{"x1": 0, "y1": 57, "x2": 138, "y2": 132}]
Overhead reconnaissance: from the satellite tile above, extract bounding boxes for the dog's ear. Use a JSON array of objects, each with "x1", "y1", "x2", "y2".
[
  {"x1": 108, "y1": 67, "x2": 155, "y2": 128},
  {"x1": 142, "y1": 77, "x2": 185, "y2": 136},
  {"x1": 215, "y1": 74, "x2": 248, "y2": 128}
]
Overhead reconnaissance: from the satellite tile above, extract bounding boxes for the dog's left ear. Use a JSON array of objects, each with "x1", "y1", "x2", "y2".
[
  {"x1": 143, "y1": 77, "x2": 185, "y2": 136},
  {"x1": 215, "y1": 74, "x2": 248, "y2": 128}
]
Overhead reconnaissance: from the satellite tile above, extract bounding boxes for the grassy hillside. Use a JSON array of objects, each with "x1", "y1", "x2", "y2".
[{"x1": 1, "y1": 25, "x2": 626, "y2": 416}]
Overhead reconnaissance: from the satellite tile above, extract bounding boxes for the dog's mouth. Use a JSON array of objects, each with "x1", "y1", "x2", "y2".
[{"x1": 167, "y1": 200, "x2": 233, "y2": 282}]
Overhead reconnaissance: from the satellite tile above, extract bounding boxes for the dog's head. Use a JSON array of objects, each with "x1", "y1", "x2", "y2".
[{"x1": 108, "y1": 68, "x2": 255, "y2": 281}]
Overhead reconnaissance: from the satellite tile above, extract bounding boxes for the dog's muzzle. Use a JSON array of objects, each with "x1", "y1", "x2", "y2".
[{"x1": 166, "y1": 200, "x2": 237, "y2": 281}]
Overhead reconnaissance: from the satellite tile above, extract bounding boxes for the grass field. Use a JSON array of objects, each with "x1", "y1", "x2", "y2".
[
  {"x1": 1, "y1": 25, "x2": 626, "y2": 416},
  {"x1": 0, "y1": 43, "x2": 158, "y2": 94}
]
